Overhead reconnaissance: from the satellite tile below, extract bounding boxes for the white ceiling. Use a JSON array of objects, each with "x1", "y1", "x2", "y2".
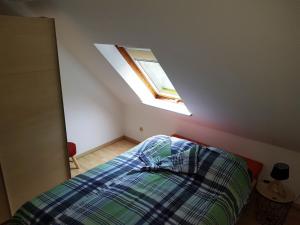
[{"x1": 5, "y1": 0, "x2": 300, "y2": 152}]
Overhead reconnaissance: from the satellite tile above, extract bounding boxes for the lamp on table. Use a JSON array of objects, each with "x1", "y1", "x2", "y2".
[{"x1": 269, "y1": 162, "x2": 289, "y2": 198}]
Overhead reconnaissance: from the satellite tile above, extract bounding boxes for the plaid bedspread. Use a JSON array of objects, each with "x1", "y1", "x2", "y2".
[{"x1": 10, "y1": 135, "x2": 251, "y2": 225}]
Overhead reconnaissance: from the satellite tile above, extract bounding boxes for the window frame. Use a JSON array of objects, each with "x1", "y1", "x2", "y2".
[{"x1": 116, "y1": 46, "x2": 181, "y2": 102}]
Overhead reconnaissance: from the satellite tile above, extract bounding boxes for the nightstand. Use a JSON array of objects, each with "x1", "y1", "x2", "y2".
[{"x1": 256, "y1": 180, "x2": 295, "y2": 225}]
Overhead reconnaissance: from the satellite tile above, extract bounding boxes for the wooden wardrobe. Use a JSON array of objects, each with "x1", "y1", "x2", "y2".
[{"x1": 0, "y1": 15, "x2": 70, "y2": 222}]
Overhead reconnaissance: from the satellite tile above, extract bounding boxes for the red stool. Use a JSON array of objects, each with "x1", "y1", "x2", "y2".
[{"x1": 67, "y1": 142, "x2": 80, "y2": 169}]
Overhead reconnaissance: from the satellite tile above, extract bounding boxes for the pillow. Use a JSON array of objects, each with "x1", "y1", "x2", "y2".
[
  {"x1": 172, "y1": 134, "x2": 263, "y2": 179},
  {"x1": 137, "y1": 135, "x2": 172, "y2": 164}
]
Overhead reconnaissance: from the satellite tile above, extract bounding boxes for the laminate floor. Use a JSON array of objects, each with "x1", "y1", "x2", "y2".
[{"x1": 70, "y1": 139, "x2": 136, "y2": 177}]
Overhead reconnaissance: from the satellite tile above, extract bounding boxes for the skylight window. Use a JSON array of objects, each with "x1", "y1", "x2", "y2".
[
  {"x1": 124, "y1": 47, "x2": 180, "y2": 99},
  {"x1": 95, "y1": 44, "x2": 191, "y2": 115},
  {"x1": 116, "y1": 46, "x2": 181, "y2": 101}
]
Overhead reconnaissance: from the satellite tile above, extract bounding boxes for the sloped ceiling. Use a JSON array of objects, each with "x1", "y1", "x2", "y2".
[{"x1": 6, "y1": 0, "x2": 300, "y2": 152}]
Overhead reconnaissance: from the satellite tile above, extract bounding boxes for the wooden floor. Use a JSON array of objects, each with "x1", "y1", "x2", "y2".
[
  {"x1": 70, "y1": 139, "x2": 136, "y2": 177},
  {"x1": 70, "y1": 139, "x2": 300, "y2": 224}
]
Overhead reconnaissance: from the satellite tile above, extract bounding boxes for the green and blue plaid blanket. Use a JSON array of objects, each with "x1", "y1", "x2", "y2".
[{"x1": 10, "y1": 135, "x2": 251, "y2": 225}]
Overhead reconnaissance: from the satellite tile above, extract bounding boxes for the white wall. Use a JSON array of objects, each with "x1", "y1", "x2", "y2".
[
  {"x1": 124, "y1": 103, "x2": 300, "y2": 202},
  {"x1": 58, "y1": 45, "x2": 123, "y2": 155},
  {"x1": 18, "y1": 0, "x2": 299, "y2": 152},
  {"x1": 7, "y1": 1, "x2": 299, "y2": 151}
]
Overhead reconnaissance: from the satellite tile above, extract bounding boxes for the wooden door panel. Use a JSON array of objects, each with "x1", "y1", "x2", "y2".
[{"x1": 0, "y1": 15, "x2": 70, "y2": 213}]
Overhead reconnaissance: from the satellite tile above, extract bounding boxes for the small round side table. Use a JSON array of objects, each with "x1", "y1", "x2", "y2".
[{"x1": 256, "y1": 180, "x2": 295, "y2": 225}]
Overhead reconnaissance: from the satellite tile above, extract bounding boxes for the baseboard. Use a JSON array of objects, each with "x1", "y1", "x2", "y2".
[
  {"x1": 123, "y1": 136, "x2": 140, "y2": 144},
  {"x1": 76, "y1": 136, "x2": 140, "y2": 159},
  {"x1": 76, "y1": 136, "x2": 125, "y2": 158}
]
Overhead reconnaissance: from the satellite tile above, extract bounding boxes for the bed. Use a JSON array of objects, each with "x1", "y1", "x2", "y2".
[{"x1": 10, "y1": 135, "x2": 262, "y2": 225}]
